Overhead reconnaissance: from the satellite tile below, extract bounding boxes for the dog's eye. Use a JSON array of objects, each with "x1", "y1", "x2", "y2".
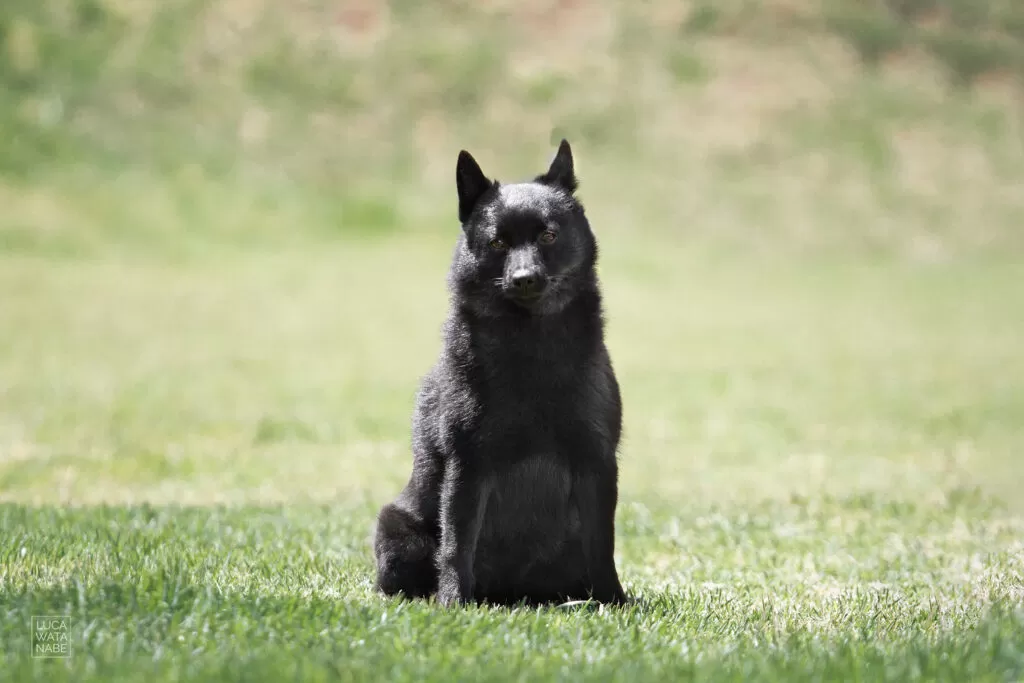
[
  {"x1": 489, "y1": 238, "x2": 507, "y2": 251},
  {"x1": 538, "y1": 230, "x2": 557, "y2": 245}
]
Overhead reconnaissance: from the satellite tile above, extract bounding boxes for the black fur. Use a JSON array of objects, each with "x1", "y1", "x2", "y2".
[{"x1": 373, "y1": 140, "x2": 626, "y2": 607}]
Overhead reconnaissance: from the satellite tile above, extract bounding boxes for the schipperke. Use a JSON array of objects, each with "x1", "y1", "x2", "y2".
[{"x1": 373, "y1": 140, "x2": 626, "y2": 607}]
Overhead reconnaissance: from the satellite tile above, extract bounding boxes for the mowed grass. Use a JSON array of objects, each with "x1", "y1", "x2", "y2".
[
  {"x1": 1, "y1": 213, "x2": 1023, "y2": 681},
  {"x1": 2, "y1": 497, "x2": 1023, "y2": 682}
]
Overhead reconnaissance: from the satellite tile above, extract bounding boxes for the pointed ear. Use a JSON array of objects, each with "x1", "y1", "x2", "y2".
[
  {"x1": 456, "y1": 150, "x2": 492, "y2": 223},
  {"x1": 536, "y1": 139, "x2": 577, "y2": 193}
]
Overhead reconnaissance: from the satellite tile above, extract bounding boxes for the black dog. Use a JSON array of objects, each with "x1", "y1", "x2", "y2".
[{"x1": 373, "y1": 140, "x2": 626, "y2": 607}]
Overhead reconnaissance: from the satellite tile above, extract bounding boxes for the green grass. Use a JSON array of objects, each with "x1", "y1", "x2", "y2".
[
  {"x1": 2, "y1": 232, "x2": 1023, "y2": 681},
  {"x1": 2, "y1": 497, "x2": 1023, "y2": 682}
]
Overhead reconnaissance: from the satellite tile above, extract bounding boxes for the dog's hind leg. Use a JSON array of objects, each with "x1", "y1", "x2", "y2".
[{"x1": 374, "y1": 503, "x2": 438, "y2": 599}]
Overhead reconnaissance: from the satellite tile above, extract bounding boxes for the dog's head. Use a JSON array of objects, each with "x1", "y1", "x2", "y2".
[{"x1": 449, "y1": 140, "x2": 598, "y2": 317}]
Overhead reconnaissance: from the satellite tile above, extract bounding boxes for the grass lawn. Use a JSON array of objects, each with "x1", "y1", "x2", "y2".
[{"x1": 1, "y1": 223, "x2": 1022, "y2": 681}]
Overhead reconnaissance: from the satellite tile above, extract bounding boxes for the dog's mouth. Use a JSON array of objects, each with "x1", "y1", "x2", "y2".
[
  {"x1": 495, "y1": 275, "x2": 573, "y2": 310},
  {"x1": 505, "y1": 291, "x2": 544, "y2": 307}
]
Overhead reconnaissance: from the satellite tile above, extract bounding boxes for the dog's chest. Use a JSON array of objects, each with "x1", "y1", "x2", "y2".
[
  {"x1": 477, "y1": 354, "x2": 592, "y2": 439},
  {"x1": 477, "y1": 455, "x2": 579, "y2": 553}
]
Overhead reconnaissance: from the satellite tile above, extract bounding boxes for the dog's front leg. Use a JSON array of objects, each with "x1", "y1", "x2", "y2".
[
  {"x1": 435, "y1": 458, "x2": 491, "y2": 607},
  {"x1": 575, "y1": 465, "x2": 627, "y2": 605}
]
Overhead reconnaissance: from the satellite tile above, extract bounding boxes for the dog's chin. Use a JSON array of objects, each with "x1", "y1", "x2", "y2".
[{"x1": 504, "y1": 292, "x2": 545, "y2": 312}]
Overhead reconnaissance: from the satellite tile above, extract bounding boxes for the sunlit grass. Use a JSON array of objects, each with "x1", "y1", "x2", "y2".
[{"x1": 2, "y1": 224, "x2": 1023, "y2": 680}]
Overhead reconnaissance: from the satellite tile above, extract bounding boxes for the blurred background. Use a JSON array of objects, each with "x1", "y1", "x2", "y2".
[{"x1": 1, "y1": 0, "x2": 1022, "y2": 509}]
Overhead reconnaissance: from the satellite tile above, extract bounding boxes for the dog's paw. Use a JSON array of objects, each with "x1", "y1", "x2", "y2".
[
  {"x1": 591, "y1": 584, "x2": 628, "y2": 606},
  {"x1": 435, "y1": 583, "x2": 466, "y2": 608},
  {"x1": 435, "y1": 568, "x2": 471, "y2": 608}
]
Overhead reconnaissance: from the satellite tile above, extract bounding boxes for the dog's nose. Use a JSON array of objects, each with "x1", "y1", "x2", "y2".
[{"x1": 510, "y1": 269, "x2": 545, "y2": 296}]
